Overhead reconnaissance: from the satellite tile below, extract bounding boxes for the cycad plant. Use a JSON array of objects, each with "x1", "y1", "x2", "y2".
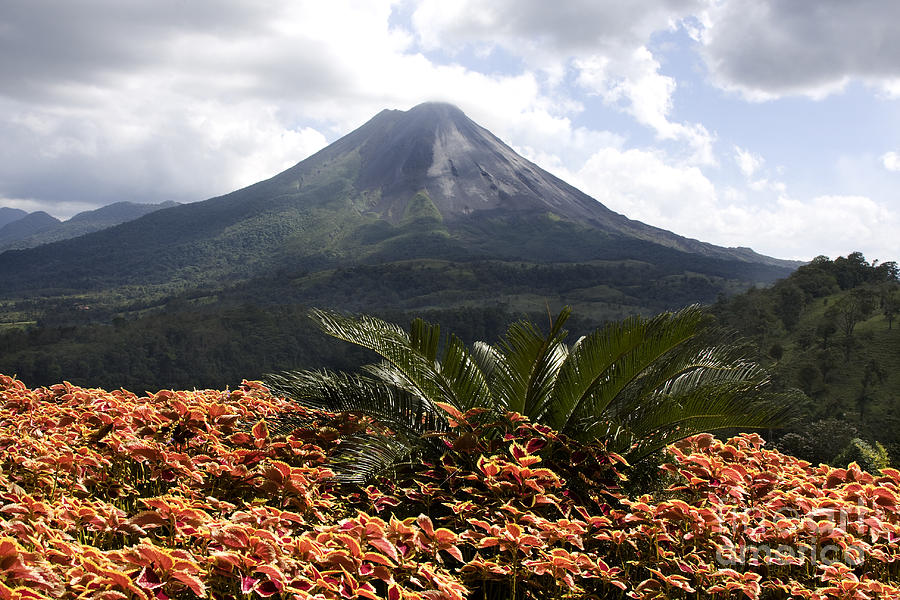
[{"x1": 265, "y1": 306, "x2": 793, "y2": 482}]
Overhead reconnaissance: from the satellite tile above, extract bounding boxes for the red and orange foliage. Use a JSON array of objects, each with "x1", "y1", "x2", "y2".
[{"x1": 2, "y1": 373, "x2": 900, "y2": 599}]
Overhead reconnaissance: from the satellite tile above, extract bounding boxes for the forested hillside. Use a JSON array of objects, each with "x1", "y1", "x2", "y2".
[
  {"x1": 711, "y1": 252, "x2": 900, "y2": 468},
  {"x1": 0, "y1": 252, "x2": 757, "y2": 392}
]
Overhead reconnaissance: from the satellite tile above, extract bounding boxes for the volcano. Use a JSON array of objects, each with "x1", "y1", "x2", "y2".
[{"x1": 0, "y1": 102, "x2": 795, "y2": 304}]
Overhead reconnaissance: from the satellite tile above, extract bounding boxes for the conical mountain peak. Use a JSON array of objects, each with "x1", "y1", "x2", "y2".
[
  {"x1": 312, "y1": 101, "x2": 607, "y2": 224},
  {"x1": 0, "y1": 103, "x2": 797, "y2": 297},
  {"x1": 404, "y1": 101, "x2": 468, "y2": 119}
]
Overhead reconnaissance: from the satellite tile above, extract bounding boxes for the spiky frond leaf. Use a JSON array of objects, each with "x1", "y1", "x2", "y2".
[
  {"x1": 310, "y1": 309, "x2": 462, "y2": 410},
  {"x1": 438, "y1": 335, "x2": 494, "y2": 411},
  {"x1": 264, "y1": 369, "x2": 448, "y2": 439},
  {"x1": 492, "y1": 308, "x2": 571, "y2": 416},
  {"x1": 547, "y1": 306, "x2": 705, "y2": 435},
  {"x1": 327, "y1": 433, "x2": 413, "y2": 485}
]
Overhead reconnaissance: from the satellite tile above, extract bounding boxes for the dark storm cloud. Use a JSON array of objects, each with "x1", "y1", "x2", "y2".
[
  {"x1": 0, "y1": 0, "x2": 270, "y2": 102},
  {"x1": 702, "y1": 0, "x2": 900, "y2": 97}
]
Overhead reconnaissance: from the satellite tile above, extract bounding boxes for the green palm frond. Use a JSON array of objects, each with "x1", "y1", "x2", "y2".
[
  {"x1": 327, "y1": 433, "x2": 413, "y2": 485},
  {"x1": 548, "y1": 306, "x2": 704, "y2": 435},
  {"x1": 491, "y1": 307, "x2": 570, "y2": 416},
  {"x1": 264, "y1": 369, "x2": 449, "y2": 439},
  {"x1": 266, "y1": 305, "x2": 796, "y2": 481},
  {"x1": 265, "y1": 368, "x2": 448, "y2": 484},
  {"x1": 610, "y1": 385, "x2": 794, "y2": 460},
  {"x1": 310, "y1": 309, "x2": 464, "y2": 410},
  {"x1": 409, "y1": 317, "x2": 442, "y2": 362},
  {"x1": 639, "y1": 344, "x2": 766, "y2": 396},
  {"x1": 438, "y1": 335, "x2": 494, "y2": 411}
]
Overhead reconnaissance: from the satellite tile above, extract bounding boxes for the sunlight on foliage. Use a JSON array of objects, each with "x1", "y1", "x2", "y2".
[{"x1": 2, "y1": 374, "x2": 900, "y2": 599}]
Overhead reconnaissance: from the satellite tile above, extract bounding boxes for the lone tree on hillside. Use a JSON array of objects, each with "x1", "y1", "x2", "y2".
[{"x1": 827, "y1": 288, "x2": 876, "y2": 358}]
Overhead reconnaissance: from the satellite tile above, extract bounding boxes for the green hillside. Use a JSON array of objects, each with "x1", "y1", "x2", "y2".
[{"x1": 711, "y1": 252, "x2": 900, "y2": 467}]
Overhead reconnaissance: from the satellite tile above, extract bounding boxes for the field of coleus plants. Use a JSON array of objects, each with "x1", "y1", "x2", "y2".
[{"x1": 2, "y1": 374, "x2": 900, "y2": 599}]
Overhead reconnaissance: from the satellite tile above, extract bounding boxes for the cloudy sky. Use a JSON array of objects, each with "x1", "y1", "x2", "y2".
[{"x1": 1, "y1": 0, "x2": 899, "y2": 261}]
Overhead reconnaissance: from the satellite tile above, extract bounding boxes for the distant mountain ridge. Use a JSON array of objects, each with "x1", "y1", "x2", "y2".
[
  {"x1": 0, "y1": 103, "x2": 797, "y2": 303},
  {"x1": 0, "y1": 207, "x2": 28, "y2": 229},
  {"x1": 0, "y1": 201, "x2": 178, "y2": 251},
  {"x1": 0, "y1": 211, "x2": 60, "y2": 246}
]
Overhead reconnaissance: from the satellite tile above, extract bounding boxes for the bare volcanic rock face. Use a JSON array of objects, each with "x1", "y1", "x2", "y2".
[{"x1": 350, "y1": 103, "x2": 604, "y2": 223}]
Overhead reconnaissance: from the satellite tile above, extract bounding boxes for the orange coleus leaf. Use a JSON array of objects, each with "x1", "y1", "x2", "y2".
[
  {"x1": 266, "y1": 460, "x2": 291, "y2": 482},
  {"x1": 648, "y1": 568, "x2": 696, "y2": 593},
  {"x1": 469, "y1": 519, "x2": 492, "y2": 532},
  {"x1": 251, "y1": 420, "x2": 269, "y2": 445},
  {"x1": 4, "y1": 588, "x2": 56, "y2": 600},
  {"x1": 873, "y1": 487, "x2": 898, "y2": 509},
  {"x1": 336, "y1": 533, "x2": 362, "y2": 558},
  {"x1": 170, "y1": 571, "x2": 206, "y2": 597},
  {"x1": 249, "y1": 537, "x2": 278, "y2": 563},
  {"x1": 477, "y1": 456, "x2": 500, "y2": 478},
  {"x1": 206, "y1": 402, "x2": 228, "y2": 418},
  {"x1": 387, "y1": 583, "x2": 402, "y2": 600},
  {"x1": 432, "y1": 528, "x2": 458, "y2": 545},
  {"x1": 368, "y1": 538, "x2": 399, "y2": 563},
  {"x1": 416, "y1": 514, "x2": 435, "y2": 537},
  {"x1": 363, "y1": 517, "x2": 387, "y2": 538},
  {"x1": 209, "y1": 551, "x2": 243, "y2": 571},
  {"x1": 355, "y1": 587, "x2": 380, "y2": 600},
  {"x1": 524, "y1": 438, "x2": 546, "y2": 454},
  {"x1": 129, "y1": 511, "x2": 168, "y2": 529},
  {"x1": 135, "y1": 566, "x2": 164, "y2": 590},
  {"x1": 255, "y1": 564, "x2": 285, "y2": 586},
  {"x1": 127, "y1": 443, "x2": 163, "y2": 463},
  {"x1": 228, "y1": 432, "x2": 252, "y2": 446},
  {"x1": 362, "y1": 551, "x2": 395, "y2": 567},
  {"x1": 434, "y1": 402, "x2": 465, "y2": 426},
  {"x1": 510, "y1": 442, "x2": 528, "y2": 460},
  {"x1": 135, "y1": 544, "x2": 175, "y2": 572},
  {"x1": 443, "y1": 545, "x2": 464, "y2": 563},
  {"x1": 517, "y1": 455, "x2": 542, "y2": 467},
  {"x1": 825, "y1": 468, "x2": 848, "y2": 488},
  {"x1": 218, "y1": 525, "x2": 251, "y2": 549}
]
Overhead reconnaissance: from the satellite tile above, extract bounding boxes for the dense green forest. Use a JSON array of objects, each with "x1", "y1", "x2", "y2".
[
  {"x1": 0, "y1": 252, "x2": 751, "y2": 391},
  {"x1": 711, "y1": 251, "x2": 900, "y2": 468},
  {"x1": 3, "y1": 249, "x2": 898, "y2": 472}
]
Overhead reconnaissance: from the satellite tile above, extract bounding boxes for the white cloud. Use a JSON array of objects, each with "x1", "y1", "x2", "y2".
[
  {"x1": 734, "y1": 146, "x2": 763, "y2": 178},
  {"x1": 0, "y1": 196, "x2": 98, "y2": 220},
  {"x1": 732, "y1": 146, "x2": 785, "y2": 193},
  {"x1": 883, "y1": 151, "x2": 900, "y2": 172},
  {"x1": 569, "y1": 146, "x2": 899, "y2": 260},
  {"x1": 0, "y1": 0, "x2": 582, "y2": 214},
  {"x1": 410, "y1": 0, "x2": 708, "y2": 56},
  {"x1": 0, "y1": 95, "x2": 330, "y2": 209},
  {"x1": 744, "y1": 195, "x2": 900, "y2": 261},
  {"x1": 576, "y1": 48, "x2": 716, "y2": 165},
  {"x1": 0, "y1": 0, "x2": 896, "y2": 264},
  {"x1": 573, "y1": 147, "x2": 718, "y2": 229}
]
